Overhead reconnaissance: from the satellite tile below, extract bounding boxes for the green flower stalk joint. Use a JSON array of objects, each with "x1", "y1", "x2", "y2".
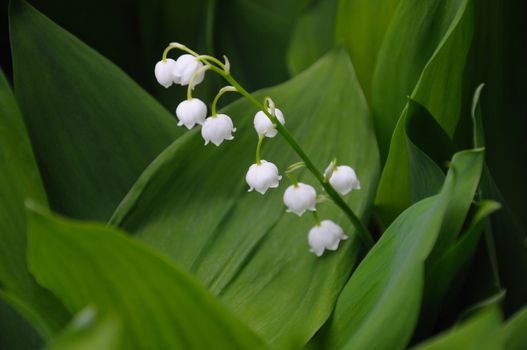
[{"x1": 154, "y1": 42, "x2": 374, "y2": 255}]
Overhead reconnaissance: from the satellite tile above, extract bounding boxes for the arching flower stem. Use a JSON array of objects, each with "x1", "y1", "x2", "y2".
[
  {"x1": 211, "y1": 86, "x2": 238, "y2": 116},
  {"x1": 198, "y1": 64, "x2": 374, "y2": 249},
  {"x1": 255, "y1": 134, "x2": 265, "y2": 165}
]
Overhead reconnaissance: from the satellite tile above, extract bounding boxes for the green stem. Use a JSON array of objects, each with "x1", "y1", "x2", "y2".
[
  {"x1": 255, "y1": 134, "x2": 265, "y2": 165},
  {"x1": 207, "y1": 67, "x2": 374, "y2": 249},
  {"x1": 286, "y1": 172, "x2": 299, "y2": 186},
  {"x1": 211, "y1": 86, "x2": 237, "y2": 116},
  {"x1": 312, "y1": 211, "x2": 321, "y2": 226}
]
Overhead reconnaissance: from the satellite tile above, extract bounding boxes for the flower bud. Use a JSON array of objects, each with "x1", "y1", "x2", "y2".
[
  {"x1": 173, "y1": 54, "x2": 205, "y2": 87},
  {"x1": 324, "y1": 164, "x2": 360, "y2": 195},
  {"x1": 201, "y1": 114, "x2": 236, "y2": 146},
  {"x1": 245, "y1": 160, "x2": 282, "y2": 194},
  {"x1": 308, "y1": 220, "x2": 348, "y2": 257},
  {"x1": 176, "y1": 98, "x2": 207, "y2": 129},
  {"x1": 254, "y1": 108, "x2": 285, "y2": 138},
  {"x1": 283, "y1": 183, "x2": 317, "y2": 216},
  {"x1": 154, "y1": 58, "x2": 178, "y2": 88}
]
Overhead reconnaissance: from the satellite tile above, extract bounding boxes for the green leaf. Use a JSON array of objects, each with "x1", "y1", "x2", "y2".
[
  {"x1": 372, "y1": 0, "x2": 473, "y2": 155},
  {"x1": 215, "y1": 0, "x2": 308, "y2": 89},
  {"x1": 110, "y1": 49, "x2": 380, "y2": 347},
  {"x1": 9, "y1": 0, "x2": 182, "y2": 221},
  {"x1": 418, "y1": 200, "x2": 501, "y2": 336},
  {"x1": 320, "y1": 149, "x2": 484, "y2": 350},
  {"x1": 375, "y1": 0, "x2": 473, "y2": 223},
  {"x1": 335, "y1": 0, "x2": 400, "y2": 98},
  {"x1": 503, "y1": 306, "x2": 527, "y2": 350},
  {"x1": 286, "y1": 0, "x2": 338, "y2": 75},
  {"x1": 27, "y1": 205, "x2": 265, "y2": 350},
  {"x1": 45, "y1": 308, "x2": 121, "y2": 350},
  {"x1": 411, "y1": 306, "x2": 503, "y2": 350},
  {"x1": 0, "y1": 68, "x2": 69, "y2": 337}
]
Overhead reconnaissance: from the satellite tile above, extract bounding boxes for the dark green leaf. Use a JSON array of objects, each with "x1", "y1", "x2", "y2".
[
  {"x1": 27, "y1": 205, "x2": 265, "y2": 350},
  {"x1": 110, "y1": 49, "x2": 380, "y2": 347},
  {"x1": 503, "y1": 306, "x2": 527, "y2": 350},
  {"x1": 286, "y1": 0, "x2": 338, "y2": 75},
  {"x1": 215, "y1": 0, "x2": 307, "y2": 89},
  {"x1": 0, "y1": 68, "x2": 69, "y2": 337},
  {"x1": 320, "y1": 149, "x2": 484, "y2": 350},
  {"x1": 418, "y1": 200, "x2": 501, "y2": 336},
  {"x1": 9, "y1": 0, "x2": 182, "y2": 221}
]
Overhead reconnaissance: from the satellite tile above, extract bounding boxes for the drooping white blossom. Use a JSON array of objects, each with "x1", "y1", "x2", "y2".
[
  {"x1": 245, "y1": 160, "x2": 282, "y2": 194},
  {"x1": 324, "y1": 164, "x2": 361, "y2": 195},
  {"x1": 253, "y1": 108, "x2": 285, "y2": 138},
  {"x1": 308, "y1": 220, "x2": 348, "y2": 257},
  {"x1": 154, "y1": 58, "x2": 178, "y2": 88},
  {"x1": 283, "y1": 183, "x2": 317, "y2": 216},
  {"x1": 173, "y1": 54, "x2": 205, "y2": 87},
  {"x1": 201, "y1": 114, "x2": 236, "y2": 146},
  {"x1": 175, "y1": 98, "x2": 207, "y2": 129}
]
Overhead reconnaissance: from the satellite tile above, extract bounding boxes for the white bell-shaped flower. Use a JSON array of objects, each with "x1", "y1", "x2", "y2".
[
  {"x1": 325, "y1": 164, "x2": 361, "y2": 195},
  {"x1": 308, "y1": 220, "x2": 348, "y2": 257},
  {"x1": 201, "y1": 114, "x2": 236, "y2": 146},
  {"x1": 173, "y1": 54, "x2": 205, "y2": 87},
  {"x1": 175, "y1": 98, "x2": 207, "y2": 129},
  {"x1": 283, "y1": 183, "x2": 317, "y2": 216},
  {"x1": 254, "y1": 108, "x2": 285, "y2": 138},
  {"x1": 245, "y1": 160, "x2": 282, "y2": 194},
  {"x1": 154, "y1": 58, "x2": 178, "y2": 88}
]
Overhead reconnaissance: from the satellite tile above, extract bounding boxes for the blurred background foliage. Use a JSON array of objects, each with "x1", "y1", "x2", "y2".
[{"x1": 1, "y1": 0, "x2": 526, "y2": 348}]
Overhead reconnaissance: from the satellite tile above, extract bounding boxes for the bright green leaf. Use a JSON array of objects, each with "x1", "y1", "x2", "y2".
[
  {"x1": 45, "y1": 308, "x2": 121, "y2": 350},
  {"x1": 0, "y1": 69, "x2": 69, "y2": 337},
  {"x1": 335, "y1": 0, "x2": 400, "y2": 98},
  {"x1": 411, "y1": 306, "x2": 503, "y2": 350},
  {"x1": 320, "y1": 149, "x2": 484, "y2": 350},
  {"x1": 9, "y1": 0, "x2": 182, "y2": 221},
  {"x1": 375, "y1": 0, "x2": 473, "y2": 223},
  {"x1": 110, "y1": 49, "x2": 380, "y2": 347},
  {"x1": 372, "y1": 0, "x2": 473, "y2": 155},
  {"x1": 26, "y1": 205, "x2": 266, "y2": 350}
]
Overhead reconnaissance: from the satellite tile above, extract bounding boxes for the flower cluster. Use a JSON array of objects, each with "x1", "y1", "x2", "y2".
[{"x1": 155, "y1": 43, "x2": 362, "y2": 256}]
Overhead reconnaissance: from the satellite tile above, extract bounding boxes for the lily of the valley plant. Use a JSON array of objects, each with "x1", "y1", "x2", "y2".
[{"x1": 155, "y1": 43, "x2": 371, "y2": 255}]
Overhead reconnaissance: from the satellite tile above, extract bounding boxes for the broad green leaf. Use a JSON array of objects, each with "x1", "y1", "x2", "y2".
[
  {"x1": 0, "y1": 69, "x2": 69, "y2": 337},
  {"x1": 335, "y1": 0, "x2": 399, "y2": 98},
  {"x1": 215, "y1": 0, "x2": 308, "y2": 89},
  {"x1": 372, "y1": 0, "x2": 473, "y2": 155},
  {"x1": 418, "y1": 200, "x2": 501, "y2": 336},
  {"x1": 503, "y1": 306, "x2": 527, "y2": 350},
  {"x1": 9, "y1": 0, "x2": 181, "y2": 221},
  {"x1": 375, "y1": 101, "x2": 456, "y2": 223},
  {"x1": 320, "y1": 149, "x2": 484, "y2": 350},
  {"x1": 411, "y1": 306, "x2": 503, "y2": 350},
  {"x1": 27, "y1": 205, "x2": 266, "y2": 350},
  {"x1": 45, "y1": 308, "x2": 121, "y2": 350},
  {"x1": 24, "y1": 0, "x2": 213, "y2": 108},
  {"x1": 375, "y1": 0, "x2": 473, "y2": 223},
  {"x1": 110, "y1": 49, "x2": 380, "y2": 347},
  {"x1": 286, "y1": 0, "x2": 338, "y2": 75}
]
